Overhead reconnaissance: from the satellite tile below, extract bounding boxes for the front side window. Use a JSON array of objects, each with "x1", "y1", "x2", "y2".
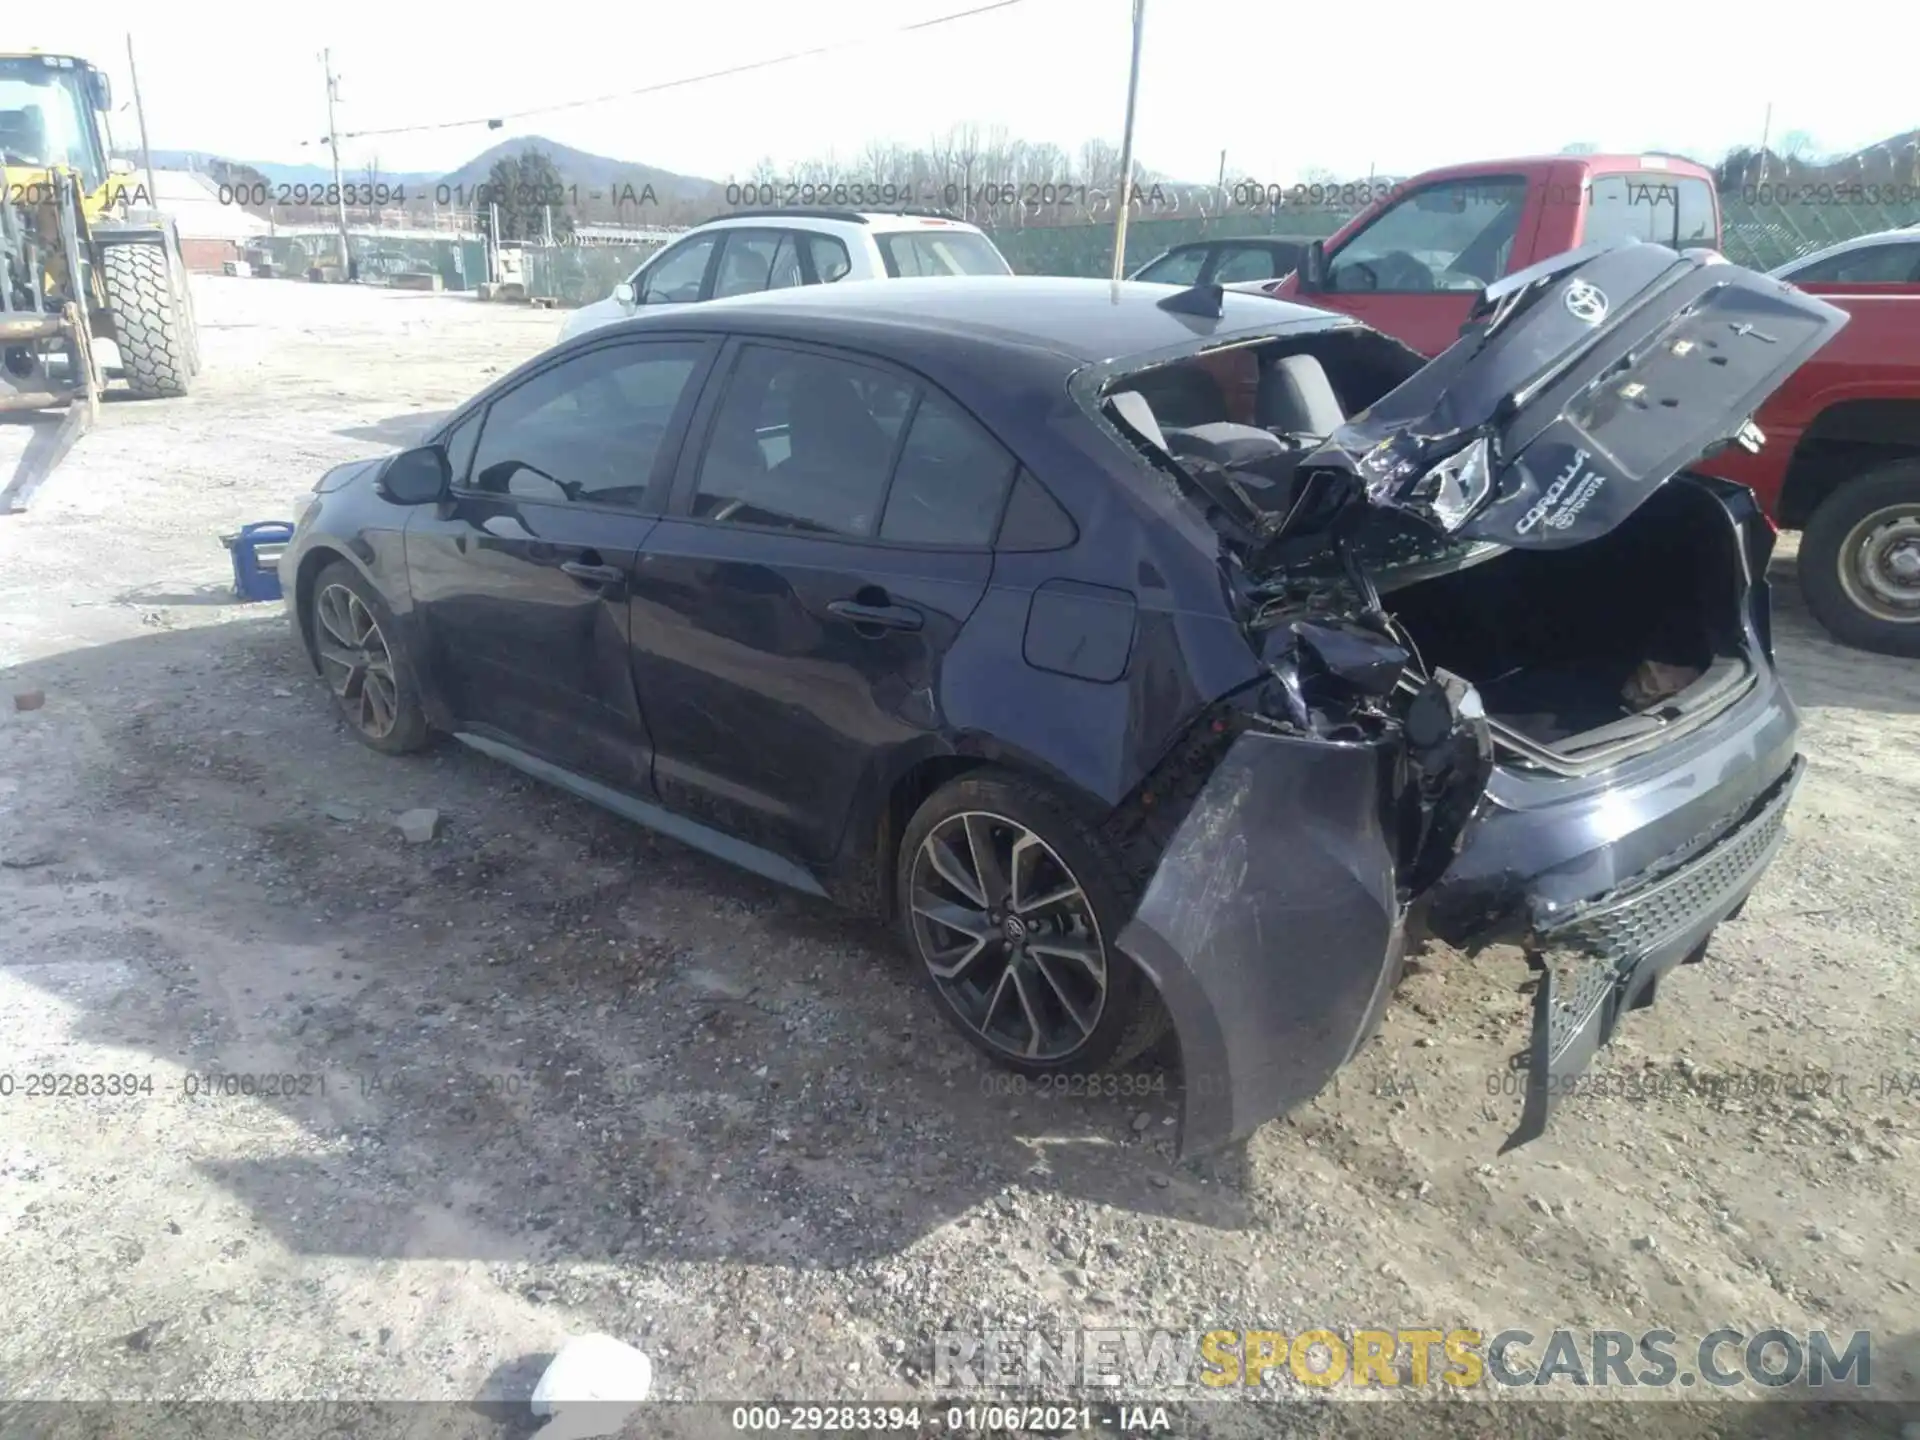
[
  {"x1": 637, "y1": 235, "x2": 717, "y2": 304},
  {"x1": 1786, "y1": 242, "x2": 1920, "y2": 284},
  {"x1": 467, "y1": 342, "x2": 704, "y2": 508},
  {"x1": 1326, "y1": 177, "x2": 1529, "y2": 293},
  {"x1": 694, "y1": 346, "x2": 912, "y2": 537},
  {"x1": 875, "y1": 230, "x2": 1012, "y2": 277}
]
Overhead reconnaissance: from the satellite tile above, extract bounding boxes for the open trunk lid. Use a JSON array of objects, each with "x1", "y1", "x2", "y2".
[{"x1": 1292, "y1": 240, "x2": 1850, "y2": 550}]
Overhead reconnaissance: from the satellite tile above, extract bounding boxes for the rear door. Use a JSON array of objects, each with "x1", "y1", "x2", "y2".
[
  {"x1": 404, "y1": 336, "x2": 716, "y2": 791},
  {"x1": 708, "y1": 228, "x2": 810, "y2": 299},
  {"x1": 629, "y1": 338, "x2": 1013, "y2": 865}
]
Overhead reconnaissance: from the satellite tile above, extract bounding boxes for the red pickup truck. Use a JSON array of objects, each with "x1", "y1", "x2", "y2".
[{"x1": 1253, "y1": 154, "x2": 1920, "y2": 656}]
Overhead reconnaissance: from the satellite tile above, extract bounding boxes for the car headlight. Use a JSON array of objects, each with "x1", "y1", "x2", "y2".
[{"x1": 1370, "y1": 435, "x2": 1493, "y2": 533}]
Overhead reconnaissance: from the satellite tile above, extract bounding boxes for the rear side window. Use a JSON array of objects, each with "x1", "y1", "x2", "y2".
[
  {"x1": 692, "y1": 344, "x2": 1020, "y2": 547},
  {"x1": 996, "y1": 470, "x2": 1078, "y2": 551},
  {"x1": 1213, "y1": 245, "x2": 1287, "y2": 282},
  {"x1": 1135, "y1": 248, "x2": 1208, "y2": 285},
  {"x1": 1586, "y1": 175, "x2": 1717, "y2": 247},
  {"x1": 876, "y1": 230, "x2": 1011, "y2": 277},
  {"x1": 804, "y1": 233, "x2": 852, "y2": 283},
  {"x1": 878, "y1": 394, "x2": 1017, "y2": 546},
  {"x1": 694, "y1": 345, "x2": 911, "y2": 537},
  {"x1": 710, "y1": 230, "x2": 783, "y2": 299}
]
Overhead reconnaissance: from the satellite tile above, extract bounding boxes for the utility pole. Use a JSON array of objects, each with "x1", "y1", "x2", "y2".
[
  {"x1": 125, "y1": 35, "x2": 156, "y2": 209},
  {"x1": 1756, "y1": 101, "x2": 1773, "y2": 185},
  {"x1": 322, "y1": 49, "x2": 351, "y2": 278},
  {"x1": 1109, "y1": 0, "x2": 1147, "y2": 288},
  {"x1": 1216, "y1": 148, "x2": 1226, "y2": 214}
]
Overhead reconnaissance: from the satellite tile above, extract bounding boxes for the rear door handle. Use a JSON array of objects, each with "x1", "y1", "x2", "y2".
[
  {"x1": 560, "y1": 560, "x2": 625, "y2": 586},
  {"x1": 827, "y1": 598, "x2": 924, "y2": 633}
]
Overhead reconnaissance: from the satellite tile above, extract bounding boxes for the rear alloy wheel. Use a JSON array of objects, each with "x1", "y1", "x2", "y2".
[
  {"x1": 309, "y1": 561, "x2": 432, "y2": 754},
  {"x1": 898, "y1": 771, "x2": 1166, "y2": 1074},
  {"x1": 1799, "y1": 462, "x2": 1920, "y2": 658}
]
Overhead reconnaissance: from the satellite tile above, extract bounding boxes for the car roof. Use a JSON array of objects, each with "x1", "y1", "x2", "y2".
[
  {"x1": 683, "y1": 210, "x2": 992, "y2": 236},
  {"x1": 1772, "y1": 228, "x2": 1919, "y2": 274},
  {"x1": 594, "y1": 275, "x2": 1342, "y2": 366},
  {"x1": 1402, "y1": 153, "x2": 1718, "y2": 184}
]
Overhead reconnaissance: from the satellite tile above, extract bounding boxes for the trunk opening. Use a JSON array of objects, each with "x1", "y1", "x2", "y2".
[{"x1": 1388, "y1": 478, "x2": 1752, "y2": 770}]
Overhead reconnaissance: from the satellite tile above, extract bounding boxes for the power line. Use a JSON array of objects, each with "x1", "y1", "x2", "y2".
[{"x1": 332, "y1": 0, "x2": 1032, "y2": 143}]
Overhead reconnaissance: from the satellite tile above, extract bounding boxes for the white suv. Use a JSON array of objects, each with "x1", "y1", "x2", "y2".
[{"x1": 557, "y1": 209, "x2": 1013, "y2": 342}]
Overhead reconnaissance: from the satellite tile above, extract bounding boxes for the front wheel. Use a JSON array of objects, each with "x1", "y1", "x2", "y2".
[
  {"x1": 307, "y1": 560, "x2": 433, "y2": 754},
  {"x1": 896, "y1": 770, "x2": 1166, "y2": 1075},
  {"x1": 99, "y1": 240, "x2": 194, "y2": 399},
  {"x1": 1798, "y1": 461, "x2": 1920, "y2": 657}
]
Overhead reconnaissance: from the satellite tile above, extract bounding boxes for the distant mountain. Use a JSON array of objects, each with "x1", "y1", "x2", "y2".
[{"x1": 437, "y1": 135, "x2": 718, "y2": 205}]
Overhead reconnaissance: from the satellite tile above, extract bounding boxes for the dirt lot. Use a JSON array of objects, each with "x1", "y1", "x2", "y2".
[{"x1": 1, "y1": 278, "x2": 1916, "y2": 1436}]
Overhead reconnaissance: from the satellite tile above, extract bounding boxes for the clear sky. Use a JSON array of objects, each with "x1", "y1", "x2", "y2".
[{"x1": 17, "y1": 0, "x2": 1916, "y2": 182}]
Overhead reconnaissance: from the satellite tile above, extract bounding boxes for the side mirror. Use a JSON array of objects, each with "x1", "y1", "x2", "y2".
[
  {"x1": 88, "y1": 69, "x2": 114, "y2": 113},
  {"x1": 377, "y1": 444, "x2": 451, "y2": 505},
  {"x1": 1299, "y1": 240, "x2": 1327, "y2": 292},
  {"x1": 614, "y1": 281, "x2": 637, "y2": 306}
]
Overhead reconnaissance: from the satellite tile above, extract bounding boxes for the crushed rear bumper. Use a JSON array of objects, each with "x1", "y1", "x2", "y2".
[{"x1": 1117, "y1": 669, "x2": 1802, "y2": 1160}]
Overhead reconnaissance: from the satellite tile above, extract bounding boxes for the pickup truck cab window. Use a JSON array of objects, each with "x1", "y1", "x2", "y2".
[{"x1": 1326, "y1": 177, "x2": 1530, "y2": 293}]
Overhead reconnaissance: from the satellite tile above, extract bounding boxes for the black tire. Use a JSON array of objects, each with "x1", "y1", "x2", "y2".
[
  {"x1": 896, "y1": 769, "x2": 1168, "y2": 1076},
  {"x1": 307, "y1": 560, "x2": 434, "y2": 755},
  {"x1": 1798, "y1": 461, "x2": 1920, "y2": 658},
  {"x1": 100, "y1": 241, "x2": 194, "y2": 398}
]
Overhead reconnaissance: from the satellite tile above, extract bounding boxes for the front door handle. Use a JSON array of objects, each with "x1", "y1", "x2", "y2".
[
  {"x1": 561, "y1": 560, "x2": 624, "y2": 586},
  {"x1": 827, "y1": 598, "x2": 924, "y2": 633}
]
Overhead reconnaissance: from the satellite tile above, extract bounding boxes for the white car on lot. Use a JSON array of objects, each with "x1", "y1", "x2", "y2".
[
  {"x1": 557, "y1": 209, "x2": 1014, "y2": 342},
  {"x1": 1768, "y1": 226, "x2": 1920, "y2": 285}
]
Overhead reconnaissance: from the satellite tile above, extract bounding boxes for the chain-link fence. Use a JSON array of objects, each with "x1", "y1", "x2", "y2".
[
  {"x1": 250, "y1": 232, "x2": 488, "y2": 289},
  {"x1": 990, "y1": 197, "x2": 1920, "y2": 277},
  {"x1": 503, "y1": 194, "x2": 1918, "y2": 304},
  {"x1": 519, "y1": 242, "x2": 664, "y2": 304},
  {"x1": 1718, "y1": 195, "x2": 1920, "y2": 269}
]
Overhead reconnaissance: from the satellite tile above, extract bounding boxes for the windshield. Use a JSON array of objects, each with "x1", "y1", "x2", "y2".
[
  {"x1": 0, "y1": 58, "x2": 106, "y2": 191},
  {"x1": 875, "y1": 229, "x2": 1011, "y2": 277}
]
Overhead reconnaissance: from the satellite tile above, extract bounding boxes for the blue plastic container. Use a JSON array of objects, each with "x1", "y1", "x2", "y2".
[{"x1": 223, "y1": 522, "x2": 295, "y2": 602}]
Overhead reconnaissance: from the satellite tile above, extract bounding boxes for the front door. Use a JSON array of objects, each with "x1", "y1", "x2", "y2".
[
  {"x1": 628, "y1": 339, "x2": 1015, "y2": 865},
  {"x1": 405, "y1": 336, "x2": 715, "y2": 792}
]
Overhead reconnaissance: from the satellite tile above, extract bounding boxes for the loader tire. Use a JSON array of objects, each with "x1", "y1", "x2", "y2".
[{"x1": 101, "y1": 242, "x2": 194, "y2": 399}]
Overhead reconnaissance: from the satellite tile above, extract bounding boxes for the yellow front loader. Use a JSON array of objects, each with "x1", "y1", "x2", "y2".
[{"x1": 1, "y1": 50, "x2": 200, "y2": 431}]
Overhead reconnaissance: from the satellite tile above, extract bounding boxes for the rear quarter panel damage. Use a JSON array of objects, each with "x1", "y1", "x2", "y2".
[{"x1": 1116, "y1": 728, "x2": 1404, "y2": 1157}]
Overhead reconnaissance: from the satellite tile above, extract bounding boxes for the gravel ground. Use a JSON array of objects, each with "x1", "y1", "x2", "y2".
[{"x1": 0, "y1": 278, "x2": 1916, "y2": 1438}]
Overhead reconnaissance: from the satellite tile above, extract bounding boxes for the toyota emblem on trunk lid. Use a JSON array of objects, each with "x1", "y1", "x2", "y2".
[{"x1": 1564, "y1": 279, "x2": 1609, "y2": 324}]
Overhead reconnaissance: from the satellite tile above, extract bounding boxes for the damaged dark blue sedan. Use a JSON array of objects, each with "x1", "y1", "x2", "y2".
[{"x1": 283, "y1": 242, "x2": 1845, "y2": 1157}]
